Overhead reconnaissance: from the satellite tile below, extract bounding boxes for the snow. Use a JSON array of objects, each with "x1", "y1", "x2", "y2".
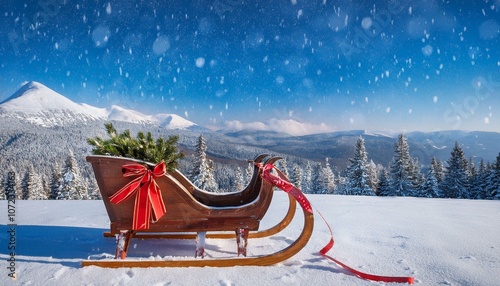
[
  {"x1": 92, "y1": 26, "x2": 111, "y2": 47},
  {"x1": 79, "y1": 103, "x2": 108, "y2": 118},
  {"x1": 152, "y1": 36, "x2": 170, "y2": 55},
  {"x1": 153, "y1": 114, "x2": 195, "y2": 129},
  {"x1": 0, "y1": 82, "x2": 99, "y2": 117},
  {"x1": 0, "y1": 81, "x2": 196, "y2": 130},
  {"x1": 361, "y1": 17, "x2": 373, "y2": 30},
  {"x1": 1, "y1": 193, "x2": 499, "y2": 285},
  {"x1": 195, "y1": 57, "x2": 206, "y2": 68},
  {"x1": 106, "y1": 105, "x2": 151, "y2": 123}
]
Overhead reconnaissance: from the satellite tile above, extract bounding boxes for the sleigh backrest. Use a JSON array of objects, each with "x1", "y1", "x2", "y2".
[{"x1": 168, "y1": 163, "x2": 263, "y2": 207}]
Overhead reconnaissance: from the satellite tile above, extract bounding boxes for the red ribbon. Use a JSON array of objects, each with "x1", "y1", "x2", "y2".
[
  {"x1": 110, "y1": 162, "x2": 167, "y2": 230},
  {"x1": 261, "y1": 163, "x2": 313, "y2": 213},
  {"x1": 260, "y1": 163, "x2": 414, "y2": 284},
  {"x1": 317, "y1": 210, "x2": 415, "y2": 284}
]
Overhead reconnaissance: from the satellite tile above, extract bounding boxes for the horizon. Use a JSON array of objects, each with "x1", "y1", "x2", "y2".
[
  {"x1": 3, "y1": 80, "x2": 500, "y2": 137},
  {"x1": 0, "y1": 78, "x2": 500, "y2": 138},
  {"x1": 1, "y1": 1, "x2": 499, "y2": 135}
]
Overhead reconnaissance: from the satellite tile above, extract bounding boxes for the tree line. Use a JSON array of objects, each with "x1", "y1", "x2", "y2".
[
  {"x1": 177, "y1": 134, "x2": 500, "y2": 200},
  {"x1": 1, "y1": 150, "x2": 100, "y2": 200},
  {"x1": 2, "y1": 133, "x2": 499, "y2": 200},
  {"x1": 287, "y1": 134, "x2": 500, "y2": 200}
]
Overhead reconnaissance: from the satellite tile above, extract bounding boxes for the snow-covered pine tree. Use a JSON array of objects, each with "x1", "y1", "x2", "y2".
[
  {"x1": 431, "y1": 157, "x2": 445, "y2": 183},
  {"x1": 441, "y1": 142, "x2": 470, "y2": 199},
  {"x1": 3, "y1": 169, "x2": 19, "y2": 200},
  {"x1": 276, "y1": 158, "x2": 290, "y2": 179},
  {"x1": 291, "y1": 164, "x2": 303, "y2": 190},
  {"x1": 244, "y1": 162, "x2": 253, "y2": 186},
  {"x1": 478, "y1": 159, "x2": 490, "y2": 199},
  {"x1": 21, "y1": 165, "x2": 46, "y2": 200},
  {"x1": 377, "y1": 168, "x2": 391, "y2": 196},
  {"x1": 302, "y1": 161, "x2": 313, "y2": 193},
  {"x1": 322, "y1": 158, "x2": 336, "y2": 194},
  {"x1": 486, "y1": 153, "x2": 500, "y2": 200},
  {"x1": 421, "y1": 164, "x2": 441, "y2": 198},
  {"x1": 367, "y1": 160, "x2": 379, "y2": 192},
  {"x1": 49, "y1": 163, "x2": 62, "y2": 200},
  {"x1": 388, "y1": 134, "x2": 414, "y2": 196},
  {"x1": 189, "y1": 135, "x2": 219, "y2": 193},
  {"x1": 86, "y1": 177, "x2": 102, "y2": 200},
  {"x1": 233, "y1": 166, "x2": 244, "y2": 191},
  {"x1": 409, "y1": 157, "x2": 422, "y2": 196},
  {"x1": 468, "y1": 160, "x2": 482, "y2": 199},
  {"x1": 346, "y1": 136, "x2": 374, "y2": 196},
  {"x1": 335, "y1": 175, "x2": 348, "y2": 195},
  {"x1": 41, "y1": 175, "x2": 51, "y2": 200},
  {"x1": 206, "y1": 159, "x2": 218, "y2": 193},
  {"x1": 57, "y1": 150, "x2": 88, "y2": 200},
  {"x1": 312, "y1": 162, "x2": 325, "y2": 194},
  {"x1": 21, "y1": 168, "x2": 31, "y2": 200}
]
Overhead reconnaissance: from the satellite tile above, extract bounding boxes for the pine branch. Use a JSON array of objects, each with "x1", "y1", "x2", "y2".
[{"x1": 87, "y1": 123, "x2": 184, "y2": 170}]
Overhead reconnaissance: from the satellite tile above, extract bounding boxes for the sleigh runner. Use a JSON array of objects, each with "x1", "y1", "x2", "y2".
[{"x1": 82, "y1": 154, "x2": 313, "y2": 268}]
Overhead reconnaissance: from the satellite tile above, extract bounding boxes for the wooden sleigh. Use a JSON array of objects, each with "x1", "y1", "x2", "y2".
[{"x1": 82, "y1": 154, "x2": 314, "y2": 268}]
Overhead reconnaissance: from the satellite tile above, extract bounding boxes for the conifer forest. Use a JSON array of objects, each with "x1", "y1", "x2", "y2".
[{"x1": 1, "y1": 119, "x2": 499, "y2": 201}]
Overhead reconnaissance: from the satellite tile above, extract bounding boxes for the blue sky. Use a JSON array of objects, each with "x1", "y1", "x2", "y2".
[{"x1": 1, "y1": 0, "x2": 499, "y2": 135}]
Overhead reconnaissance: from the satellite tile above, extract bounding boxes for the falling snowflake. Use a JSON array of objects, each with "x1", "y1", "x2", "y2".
[
  {"x1": 361, "y1": 17, "x2": 373, "y2": 29},
  {"x1": 422, "y1": 45, "x2": 433, "y2": 56},
  {"x1": 153, "y1": 36, "x2": 170, "y2": 55},
  {"x1": 196, "y1": 57, "x2": 206, "y2": 68}
]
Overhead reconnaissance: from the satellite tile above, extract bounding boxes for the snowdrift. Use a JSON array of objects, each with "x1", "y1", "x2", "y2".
[{"x1": 1, "y1": 193, "x2": 499, "y2": 285}]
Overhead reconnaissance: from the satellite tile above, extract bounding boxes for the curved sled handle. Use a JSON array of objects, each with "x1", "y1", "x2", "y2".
[
  {"x1": 262, "y1": 156, "x2": 282, "y2": 166},
  {"x1": 250, "y1": 154, "x2": 270, "y2": 163}
]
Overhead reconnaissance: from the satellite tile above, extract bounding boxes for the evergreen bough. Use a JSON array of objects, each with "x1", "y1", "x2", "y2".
[{"x1": 87, "y1": 123, "x2": 184, "y2": 171}]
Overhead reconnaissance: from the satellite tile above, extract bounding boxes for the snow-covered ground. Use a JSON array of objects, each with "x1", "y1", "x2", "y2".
[{"x1": 1, "y1": 192, "x2": 499, "y2": 285}]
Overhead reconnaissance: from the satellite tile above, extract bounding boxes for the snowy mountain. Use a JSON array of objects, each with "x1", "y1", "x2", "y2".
[
  {"x1": 0, "y1": 81, "x2": 196, "y2": 129},
  {"x1": 0, "y1": 81, "x2": 103, "y2": 126},
  {"x1": 152, "y1": 113, "x2": 197, "y2": 129},
  {"x1": 224, "y1": 129, "x2": 500, "y2": 168},
  {"x1": 2, "y1": 82, "x2": 500, "y2": 169}
]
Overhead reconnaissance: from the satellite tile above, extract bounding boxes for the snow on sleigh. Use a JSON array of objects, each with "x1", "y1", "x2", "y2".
[{"x1": 82, "y1": 154, "x2": 314, "y2": 268}]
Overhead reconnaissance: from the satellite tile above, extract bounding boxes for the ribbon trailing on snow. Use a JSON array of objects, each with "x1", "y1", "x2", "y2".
[
  {"x1": 110, "y1": 162, "x2": 167, "y2": 230},
  {"x1": 260, "y1": 163, "x2": 414, "y2": 285}
]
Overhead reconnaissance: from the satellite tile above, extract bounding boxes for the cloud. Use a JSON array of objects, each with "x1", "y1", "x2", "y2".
[{"x1": 221, "y1": 118, "x2": 336, "y2": 136}]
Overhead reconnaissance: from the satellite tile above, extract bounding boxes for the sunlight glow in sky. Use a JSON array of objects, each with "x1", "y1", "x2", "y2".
[{"x1": 1, "y1": 0, "x2": 499, "y2": 134}]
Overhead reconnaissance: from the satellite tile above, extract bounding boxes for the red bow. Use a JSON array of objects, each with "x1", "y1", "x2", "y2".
[{"x1": 110, "y1": 162, "x2": 167, "y2": 230}]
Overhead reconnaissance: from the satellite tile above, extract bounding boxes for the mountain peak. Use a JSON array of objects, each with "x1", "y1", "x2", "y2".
[
  {"x1": 0, "y1": 81, "x2": 91, "y2": 115},
  {"x1": 23, "y1": 81, "x2": 45, "y2": 89},
  {"x1": 153, "y1": 113, "x2": 196, "y2": 129},
  {"x1": 1, "y1": 81, "x2": 46, "y2": 104},
  {"x1": 1, "y1": 81, "x2": 198, "y2": 130}
]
